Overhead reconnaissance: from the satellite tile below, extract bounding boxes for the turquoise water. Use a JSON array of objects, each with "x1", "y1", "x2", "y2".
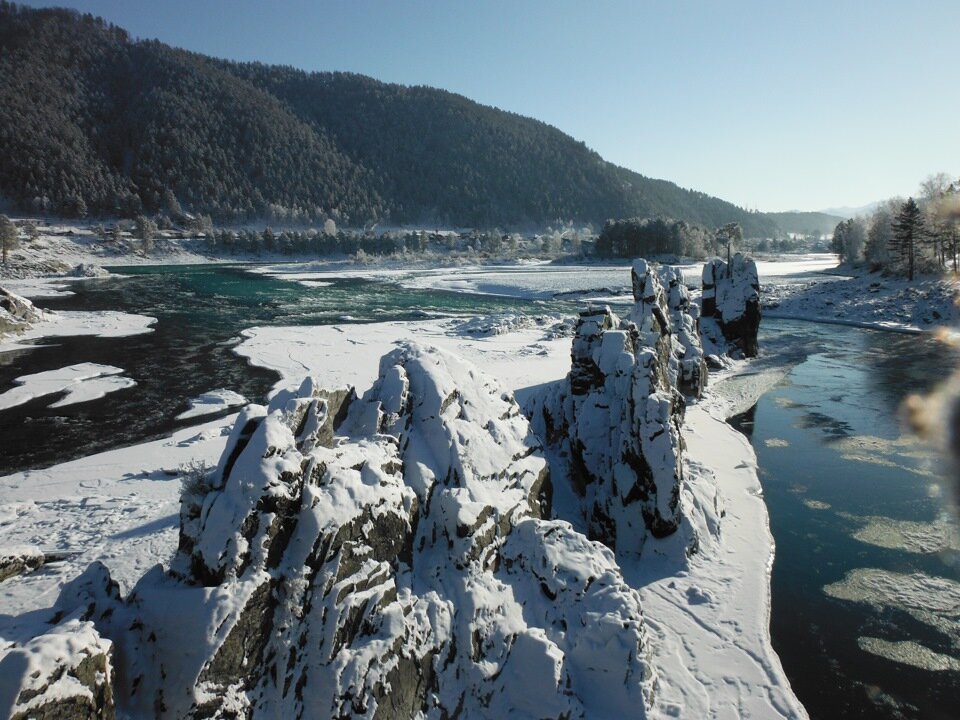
[{"x1": 0, "y1": 264, "x2": 577, "y2": 474}]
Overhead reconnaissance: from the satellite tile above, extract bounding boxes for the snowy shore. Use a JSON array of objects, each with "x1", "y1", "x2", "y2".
[
  {"x1": 233, "y1": 318, "x2": 806, "y2": 718},
  {"x1": 4, "y1": 252, "x2": 952, "y2": 718},
  {"x1": 0, "y1": 316, "x2": 805, "y2": 718}
]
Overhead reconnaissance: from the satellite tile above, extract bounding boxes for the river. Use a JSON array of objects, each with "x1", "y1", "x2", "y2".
[{"x1": 0, "y1": 263, "x2": 957, "y2": 718}]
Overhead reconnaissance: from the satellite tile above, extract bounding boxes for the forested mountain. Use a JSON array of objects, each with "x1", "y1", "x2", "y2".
[{"x1": 0, "y1": 3, "x2": 780, "y2": 235}]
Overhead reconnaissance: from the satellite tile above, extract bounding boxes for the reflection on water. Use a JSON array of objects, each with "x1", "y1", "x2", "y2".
[
  {"x1": 734, "y1": 320, "x2": 960, "y2": 720},
  {"x1": 0, "y1": 264, "x2": 576, "y2": 474}
]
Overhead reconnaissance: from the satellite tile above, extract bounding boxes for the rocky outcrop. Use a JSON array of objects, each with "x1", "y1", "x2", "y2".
[
  {"x1": 0, "y1": 545, "x2": 46, "y2": 582},
  {"x1": 0, "y1": 615, "x2": 116, "y2": 720},
  {"x1": 68, "y1": 263, "x2": 109, "y2": 278},
  {"x1": 653, "y1": 263, "x2": 707, "y2": 398},
  {"x1": 0, "y1": 286, "x2": 41, "y2": 336},
  {"x1": 41, "y1": 343, "x2": 656, "y2": 719},
  {"x1": 700, "y1": 253, "x2": 761, "y2": 358},
  {"x1": 533, "y1": 259, "x2": 704, "y2": 557}
]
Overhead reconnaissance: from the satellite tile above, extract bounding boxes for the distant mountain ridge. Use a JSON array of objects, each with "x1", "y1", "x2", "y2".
[
  {"x1": 765, "y1": 211, "x2": 845, "y2": 235},
  {"x1": 817, "y1": 202, "x2": 883, "y2": 219},
  {"x1": 0, "y1": 3, "x2": 780, "y2": 235}
]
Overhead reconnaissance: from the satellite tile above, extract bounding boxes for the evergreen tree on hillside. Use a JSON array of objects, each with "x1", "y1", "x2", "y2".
[{"x1": 891, "y1": 198, "x2": 925, "y2": 281}]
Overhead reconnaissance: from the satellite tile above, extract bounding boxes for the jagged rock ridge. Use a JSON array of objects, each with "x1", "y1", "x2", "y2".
[
  {"x1": 18, "y1": 343, "x2": 657, "y2": 719},
  {"x1": 0, "y1": 612, "x2": 116, "y2": 720},
  {"x1": 532, "y1": 260, "x2": 708, "y2": 557},
  {"x1": 700, "y1": 253, "x2": 761, "y2": 358}
]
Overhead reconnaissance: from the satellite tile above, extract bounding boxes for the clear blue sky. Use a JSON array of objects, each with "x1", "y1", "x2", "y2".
[{"x1": 19, "y1": 0, "x2": 960, "y2": 212}]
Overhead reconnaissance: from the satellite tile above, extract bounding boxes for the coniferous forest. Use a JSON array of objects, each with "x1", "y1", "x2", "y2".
[{"x1": 0, "y1": 2, "x2": 780, "y2": 235}]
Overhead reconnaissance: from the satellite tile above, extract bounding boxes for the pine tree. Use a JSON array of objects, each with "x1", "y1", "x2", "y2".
[{"x1": 891, "y1": 198, "x2": 925, "y2": 281}]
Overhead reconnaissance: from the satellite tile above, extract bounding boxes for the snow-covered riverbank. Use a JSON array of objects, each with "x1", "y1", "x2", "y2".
[
  {"x1": 0, "y1": 314, "x2": 805, "y2": 719},
  {"x1": 233, "y1": 318, "x2": 805, "y2": 718},
  {"x1": 2, "y1": 253, "x2": 951, "y2": 718}
]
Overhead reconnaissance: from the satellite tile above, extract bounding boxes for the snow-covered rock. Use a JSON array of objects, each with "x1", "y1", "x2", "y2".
[
  {"x1": 643, "y1": 263, "x2": 706, "y2": 398},
  {"x1": 0, "y1": 286, "x2": 41, "y2": 336},
  {"x1": 175, "y1": 389, "x2": 248, "y2": 421},
  {"x1": 0, "y1": 545, "x2": 45, "y2": 583},
  {"x1": 0, "y1": 614, "x2": 115, "y2": 720},
  {"x1": 42, "y1": 343, "x2": 656, "y2": 719},
  {"x1": 701, "y1": 253, "x2": 761, "y2": 357},
  {"x1": 532, "y1": 259, "x2": 705, "y2": 558},
  {"x1": 68, "y1": 263, "x2": 110, "y2": 278}
]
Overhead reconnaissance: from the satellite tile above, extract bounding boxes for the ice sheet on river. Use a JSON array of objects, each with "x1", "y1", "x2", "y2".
[{"x1": 0, "y1": 362, "x2": 135, "y2": 410}]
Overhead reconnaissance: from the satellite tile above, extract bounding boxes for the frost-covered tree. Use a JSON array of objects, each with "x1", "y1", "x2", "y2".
[
  {"x1": 0, "y1": 214, "x2": 17, "y2": 264},
  {"x1": 24, "y1": 221, "x2": 39, "y2": 242},
  {"x1": 831, "y1": 218, "x2": 866, "y2": 263},
  {"x1": 919, "y1": 174, "x2": 959, "y2": 271},
  {"x1": 930, "y1": 182, "x2": 960, "y2": 272},
  {"x1": 864, "y1": 205, "x2": 896, "y2": 267},
  {"x1": 135, "y1": 215, "x2": 157, "y2": 254}
]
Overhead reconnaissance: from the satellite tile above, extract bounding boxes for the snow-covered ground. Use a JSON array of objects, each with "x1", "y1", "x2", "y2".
[
  {"x1": 0, "y1": 417, "x2": 234, "y2": 612},
  {"x1": 0, "y1": 315, "x2": 804, "y2": 718},
  {"x1": 0, "y1": 224, "x2": 220, "y2": 276},
  {"x1": 4, "y1": 251, "x2": 950, "y2": 718},
  {"x1": 764, "y1": 266, "x2": 959, "y2": 333}
]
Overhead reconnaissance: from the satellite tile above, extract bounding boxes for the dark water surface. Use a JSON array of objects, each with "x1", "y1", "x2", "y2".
[
  {"x1": 0, "y1": 264, "x2": 569, "y2": 474},
  {"x1": 734, "y1": 321, "x2": 960, "y2": 720}
]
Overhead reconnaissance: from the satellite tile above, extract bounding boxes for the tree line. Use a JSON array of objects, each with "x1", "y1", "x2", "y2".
[
  {"x1": 594, "y1": 217, "x2": 727, "y2": 259},
  {"x1": 0, "y1": 2, "x2": 778, "y2": 235},
  {"x1": 831, "y1": 173, "x2": 959, "y2": 280}
]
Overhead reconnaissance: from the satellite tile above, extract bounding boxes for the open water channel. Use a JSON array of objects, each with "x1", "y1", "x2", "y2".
[{"x1": 0, "y1": 263, "x2": 956, "y2": 718}]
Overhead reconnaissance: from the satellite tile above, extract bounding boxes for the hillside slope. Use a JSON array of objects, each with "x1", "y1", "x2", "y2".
[{"x1": 0, "y1": 3, "x2": 780, "y2": 235}]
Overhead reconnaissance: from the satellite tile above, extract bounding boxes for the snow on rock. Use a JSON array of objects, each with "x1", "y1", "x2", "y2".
[
  {"x1": 0, "y1": 286, "x2": 42, "y2": 337},
  {"x1": 531, "y1": 259, "x2": 712, "y2": 558},
  {"x1": 452, "y1": 312, "x2": 570, "y2": 338},
  {"x1": 67, "y1": 263, "x2": 110, "y2": 278},
  {"x1": 175, "y1": 389, "x2": 248, "y2": 421},
  {"x1": 0, "y1": 545, "x2": 45, "y2": 583},
  {"x1": 0, "y1": 614, "x2": 115, "y2": 720},
  {"x1": 43, "y1": 343, "x2": 656, "y2": 719},
  {"x1": 640, "y1": 262, "x2": 706, "y2": 398},
  {"x1": 701, "y1": 253, "x2": 761, "y2": 358}
]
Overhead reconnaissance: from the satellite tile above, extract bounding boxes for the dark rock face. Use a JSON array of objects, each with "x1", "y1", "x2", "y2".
[
  {"x1": 36, "y1": 344, "x2": 655, "y2": 719},
  {"x1": 700, "y1": 254, "x2": 761, "y2": 358},
  {"x1": 533, "y1": 259, "x2": 702, "y2": 556}
]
